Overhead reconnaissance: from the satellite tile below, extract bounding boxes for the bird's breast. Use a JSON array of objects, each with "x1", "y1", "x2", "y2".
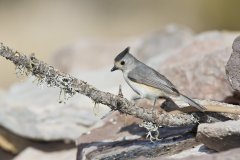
[{"x1": 123, "y1": 74, "x2": 165, "y2": 99}]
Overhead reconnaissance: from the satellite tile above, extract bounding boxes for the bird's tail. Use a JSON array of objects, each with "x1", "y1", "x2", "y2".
[{"x1": 179, "y1": 94, "x2": 206, "y2": 112}]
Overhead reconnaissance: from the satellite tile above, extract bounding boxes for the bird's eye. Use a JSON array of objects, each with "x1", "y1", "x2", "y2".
[{"x1": 120, "y1": 61, "x2": 125, "y2": 65}]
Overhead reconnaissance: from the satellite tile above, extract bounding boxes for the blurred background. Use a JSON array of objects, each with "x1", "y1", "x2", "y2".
[
  {"x1": 1, "y1": 0, "x2": 240, "y2": 88},
  {"x1": 1, "y1": 0, "x2": 240, "y2": 159}
]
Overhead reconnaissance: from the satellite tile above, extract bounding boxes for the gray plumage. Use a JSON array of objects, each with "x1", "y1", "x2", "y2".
[
  {"x1": 128, "y1": 62, "x2": 180, "y2": 97},
  {"x1": 111, "y1": 47, "x2": 206, "y2": 112}
]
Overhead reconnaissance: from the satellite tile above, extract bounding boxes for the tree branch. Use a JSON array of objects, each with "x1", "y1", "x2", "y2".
[{"x1": 0, "y1": 43, "x2": 239, "y2": 127}]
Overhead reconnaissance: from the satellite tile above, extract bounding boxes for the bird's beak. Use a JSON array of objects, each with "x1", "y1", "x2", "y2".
[{"x1": 111, "y1": 66, "x2": 118, "y2": 72}]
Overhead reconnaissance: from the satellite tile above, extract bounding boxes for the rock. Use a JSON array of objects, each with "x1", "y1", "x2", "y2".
[
  {"x1": 13, "y1": 147, "x2": 76, "y2": 160},
  {"x1": 131, "y1": 148, "x2": 240, "y2": 160},
  {"x1": 0, "y1": 125, "x2": 32, "y2": 154},
  {"x1": 171, "y1": 147, "x2": 240, "y2": 160},
  {"x1": 151, "y1": 31, "x2": 238, "y2": 101},
  {"x1": 196, "y1": 120, "x2": 240, "y2": 151},
  {"x1": 167, "y1": 145, "x2": 216, "y2": 159},
  {"x1": 0, "y1": 148, "x2": 14, "y2": 160},
  {"x1": 76, "y1": 112, "x2": 199, "y2": 160},
  {"x1": 0, "y1": 78, "x2": 110, "y2": 141},
  {"x1": 226, "y1": 35, "x2": 240, "y2": 92}
]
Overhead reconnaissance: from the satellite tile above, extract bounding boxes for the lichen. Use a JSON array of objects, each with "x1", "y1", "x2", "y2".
[
  {"x1": 190, "y1": 113, "x2": 200, "y2": 124},
  {"x1": 139, "y1": 121, "x2": 161, "y2": 142},
  {"x1": 58, "y1": 88, "x2": 75, "y2": 104},
  {"x1": 93, "y1": 102, "x2": 100, "y2": 116},
  {"x1": 15, "y1": 65, "x2": 29, "y2": 78}
]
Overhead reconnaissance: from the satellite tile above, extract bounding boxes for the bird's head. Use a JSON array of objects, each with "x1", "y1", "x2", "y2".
[{"x1": 111, "y1": 47, "x2": 136, "y2": 72}]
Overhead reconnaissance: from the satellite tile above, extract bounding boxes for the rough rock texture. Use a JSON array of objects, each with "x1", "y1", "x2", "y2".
[
  {"x1": 167, "y1": 145, "x2": 216, "y2": 159},
  {"x1": 196, "y1": 120, "x2": 240, "y2": 151},
  {"x1": 171, "y1": 147, "x2": 240, "y2": 160},
  {"x1": 152, "y1": 31, "x2": 237, "y2": 101},
  {"x1": 144, "y1": 148, "x2": 240, "y2": 160},
  {"x1": 226, "y1": 35, "x2": 240, "y2": 92},
  {"x1": 13, "y1": 147, "x2": 76, "y2": 160},
  {"x1": 76, "y1": 112, "x2": 202, "y2": 160}
]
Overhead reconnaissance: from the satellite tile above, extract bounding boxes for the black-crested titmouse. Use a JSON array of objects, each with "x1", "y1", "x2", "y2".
[{"x1": 111, "y1": 47, "x2": 206, "y2": 112}]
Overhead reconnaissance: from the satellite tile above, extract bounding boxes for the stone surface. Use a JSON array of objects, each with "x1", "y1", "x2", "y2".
[
  {"x1": 226, "y1": 35, "x2": 240, "y2": 92},
  {"x1": 196, "y1": 120, "x2": 240, "y2": 151},
  {"x1": 172, "y1": 147, "x2": 240, "y2": 160},
  {"x1": 152, "y1": 31, "x2": 238, "y2": 101},
  {"x1": 13, "y1": 147, "x2": 76, "y2": 160},
  {"x1": 76, "y1": 112, "x2": 199, "y2": 160},
  {"x1": 167, "y1": 145, "x2": 215, "y2": 159},
  {"x1": 0, "y1": 78, "x2": 110, "y2": 141},
  {"x1": 136, "y1": 147, "x2": 240, "y2": 160}
]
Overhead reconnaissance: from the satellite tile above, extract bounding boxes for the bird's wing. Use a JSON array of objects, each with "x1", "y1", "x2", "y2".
[{"x1": 127, "y1": 64, "x2": 180, "y2": 96}]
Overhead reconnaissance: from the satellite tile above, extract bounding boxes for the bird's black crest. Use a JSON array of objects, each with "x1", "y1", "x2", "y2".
[{"x1": 114, "y1": 47, "x2": 130, "y2": 62}]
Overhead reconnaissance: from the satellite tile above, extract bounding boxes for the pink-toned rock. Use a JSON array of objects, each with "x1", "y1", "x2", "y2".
[
  {"x1": 153, "y1": 32, "x2": 238, "y2": 101},
  {"x1": 76, "y1": 112, "x2": 199, "y2": 160},
  {"x1": 196, "y1": 120, "x2": 240, "y2": 151}
]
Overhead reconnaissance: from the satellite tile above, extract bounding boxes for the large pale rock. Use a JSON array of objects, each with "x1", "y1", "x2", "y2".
[
  {"x1": 196, "y1": 120, "x2": 240, "y2": 151},
  {"x1": 226, "y1": 35, "x2": 240, "y2": 92},
  {"x1": 152, "y1": 32, "x2": 238, "y2": 100},
  {"x1": 0, "y1": 78, "x2": 110, "y2": 141}
]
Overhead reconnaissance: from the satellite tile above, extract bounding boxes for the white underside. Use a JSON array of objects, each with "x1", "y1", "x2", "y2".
[{"x1": 123, "y1": 73, "x2": 166, "y2": 100}]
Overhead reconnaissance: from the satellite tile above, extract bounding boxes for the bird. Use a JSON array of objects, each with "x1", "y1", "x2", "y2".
[{"x1": 111, "y1": 47, "x2": 206, "y2": 112}]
